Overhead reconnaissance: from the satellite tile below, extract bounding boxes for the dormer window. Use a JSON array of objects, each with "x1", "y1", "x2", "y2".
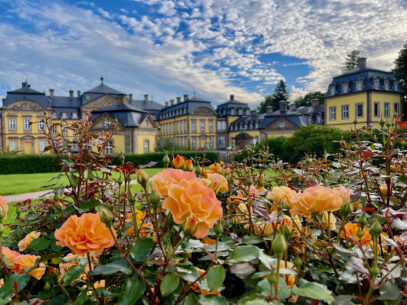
[
  {"x1": 394, "y1": 82, "x2": 399, "y2": 91},
  {"x1": 373, "y1": 78, "x2": 380, "y2": 90},
  {"x1": 72, "y1": 112, "x2": 78, "y2": 119},
  {"x1": 329, "y1": 85, "x2": 336, "y2": 96},
  {"x1": 61, "y1": 112, "x2": 68, "y2": 119},
  {"x1": 52, "y1": 113, "x2": 58, "y2": 119},
  {"x1": 356, "y1": 79, "x2": 363, "y2": 91},
  {"x1": 104, "y1": 120, "x2": 112, "y2": 128},
  {"x1": 342, "y1": 82, "x2": 349, "y2": 94},
  {"x1": 384, "y1": 79, "x2": 390, "y2": 90}
]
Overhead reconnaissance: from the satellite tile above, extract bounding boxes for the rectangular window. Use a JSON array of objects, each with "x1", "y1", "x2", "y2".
[
  {"x1": 63, "y1": 128, "x2": 68, "y2": 135},
  {"x1": 209, "y1": 120, "x2": 213, "y2": 131},
  {"x1": 184, "y1": 120, "x2": 187, "y2": 132},
  {"x1": 52, "y1": 125, "x2": 58, "y2": 134},
  {"x1": 222, "y1": 121, "x2": 227, "y2": 130},
  {"x1": 191, "y1": 137, "x2": 197, "y2": 148},
  {"x1": 72, "y1": 112, "x2": 78, "y2": 119},
  {"x1": 356, "y1": 103, "x2": 363, "y2": 118},
  {"x1": 9, "y1": 139, "x2": 17, "y2": 151},
  {"x1": 24, "y1": 118, "x2": 31, "y2": 130},
  {"x1": 104, "y1": 120, "x2": 112, "y2": 128},
  {"x1": 218, "y1": 136, "x2": 225, "y2": 148},
  {"x1": 217, "y1": 121, "x2": 222, "y2": 130},
  {"x1": 385, "y1": 102, "x2": 390, "y2": 116},
  {"x1": 356, "y1": 80, "x2": 362, "y2": 91},
  {"x1": 394, "y1": 103, "x2": 399, "y2": 114},
  {"x1": 342, "y1": 83, "x2": 348, "y2": 94},
  {"x1": 39, "y1": 139, "x2": 46, "y2": 152},
  {"x1": 144, "y1": 140, "x2": 150, "y2": 153},
  {"x1": 191, "y1": 120, "x2": 196, "y2": 132},
  {"x1": 105, "y1": 141, "x2": 113, "y2": 154},
  {"x1": 329, "y1": 107, "x2": 336, "y2": 121},
  {"x1": 330, "y1": 86, "x2": 335, "y2": 95},
  {"x1": 200, "y1": 120, "x2": 205, "y2": 131},
  {"x1": 52, "y1": 113, "x2": 58, "y2": 119},
  {"x1": 38, "y1": 120, "x2": 45, "y2": 131},
  {"x1": 62, "y1": 112, "x2": 68, "y2": 119},
  {"x1": 341, "y1": 105, "x2": 349, "y2": 120},
  {"x1": 384, "y1": 79, "x2": 390, "y2": 90},
  {"x1": 8, "y1": 118, "x2": 16, "y2": 131},
  {"x1": 374, "y1": 102, "x2": 380, "y2": 117},
  {"x1": 209, "y1": 136, "x2": 214, "y2": 149},
  {"x1": 374, "y1": 79, "x2": 380, "y2": 90}
]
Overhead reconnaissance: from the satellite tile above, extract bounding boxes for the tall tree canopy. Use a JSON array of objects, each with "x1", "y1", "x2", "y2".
[
  {"x1": 342, "y1": 50, "x2": 361, "y2": 73},
  {"x1": 294, "y1": 91, "x2": 325, "y2": 108},
  {"x1": 258, "y1": 79, "x2": 289, "y2": 113},
  {"x1": 393, "y1": 43, "x2": 407, "y2": 91}
]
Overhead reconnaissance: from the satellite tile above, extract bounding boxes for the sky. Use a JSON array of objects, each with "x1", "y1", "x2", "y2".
[{"x1": 0, "y1": 0, "x2": 407, "y2": 107}]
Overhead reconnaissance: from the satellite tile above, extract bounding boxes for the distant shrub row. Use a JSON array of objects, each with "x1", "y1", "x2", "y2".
[
  {"x1": 235, "y1": 124, "x2": 407, "y2": 164},
  {"x1": 0, "y1": 151, "x2": 219, "y2": 174}
]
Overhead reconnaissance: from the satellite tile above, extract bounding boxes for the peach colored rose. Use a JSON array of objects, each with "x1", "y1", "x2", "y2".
[
  {"x1": 253, "y1": 214, "x2": 302, "y2": 237},
  {"x1": 209, "y1": 163, "x2": 222, "y2": 174},
  {"x1": 172, "y1": 155, "x2": 184, "y2": 169},
  {"x1": 2, "y1": 246, "x2": 22, "y2": 273},
  {"x1": 152, "y1": 168, "x2": 197, "y2": 197},
  {"x1": 279, "y1": 260, "x2": 296, "y2": 288},
  {"x1": 205, "y1": 173, "x2": 228, "y2": 193},
  {"x1": 321, "y1": 211, "x2": 337, "y2": 230},
  {"x1": 59, "y1": 253, "x2": 90, "y2": 281},
  {"x1": 2, "y1": 247, "x2": 44, "y2": 279},
  {"x1": 0, "y1": 195, "x2": 8, "y2": 219},
  {"x1": 340, "y1": 223, "x2": 372, "y2": 246},
  {"x1": 290, "y1": 185, "x2": 343, "y2": 216},
  {"x1": 162, "y1": 178, "x2": 222, "y2": 239},
  {"x1": 266, "y1": 186, "x2": 297, "y2": 209},
  {"x1": 55, "y1": 213, "x2": 116, "y2": 255},
  {"x1": 183, "y1": 159, "x2": 194, "y2": 171},
  {"x1": 18, "y1": 231, "x2": 41, "y2": 251},
  {"x1": 125, "y1": 210, "x2": 153, "y2": 236}
]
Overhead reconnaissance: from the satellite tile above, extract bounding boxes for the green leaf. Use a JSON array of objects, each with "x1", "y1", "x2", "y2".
[
  {"x1": 29, "y1": 237, "x2": 51, "y2": 251},
  {"x1": 379, "y1": 282, "x2": 401, "y2": 300},
  {"x1": 72, "y1": 292, "x2": 91, "y2": 305},
  {"x1": 228, "y1": 246, "x2": 259, "y2": 263},
  {"x1": 92, "y1": 259, "x2": 132, "y2": 275},
  {"x1": 160, "y1": 273, "x2": 180, "y2": 297},
  {"x1": 77, "y1": 200, "x2": 101, "y2": 213},
  {"x1": 118, "y1": 276, "x2": 146, "y2": 305},
  {"x1": 292, "y1": 280, "x2": 335, "y2": 305},
  {"x1": 129, "y1": 238, "x2": 155, "y2": 262},
  {"x1": 237, "y1": 294, "x2": 269, "y2": 305},
  {"x1": 0, "y1": 274, "x2": 30, "y2": 298},
  {"x1": 197, "y1": 294, "x2": 228, "y2": 305},
  {"x1": 63, "y1": 265, "x2": 85, "y2": 285},
  {"x1": 242, "y1": 235, "x2": 264, "y2": 244},
  {"x1": 335, "y1": 295, "x2": 355, "y2": 305},
  {"x1": 183, "y1": 293, "x2": 199, "y2": 305},
  {"x1": 207, "y1": 265, "x2": 226, "y2": 291}
]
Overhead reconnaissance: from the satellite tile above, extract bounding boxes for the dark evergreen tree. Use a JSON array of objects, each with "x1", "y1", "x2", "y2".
[
  {"x1": 342, "y1": 50, "x2": 361, "y2": 73},
  {"x1": 393, "y1": 43, "x2": 407, "y2": 91},
  {"x1": 294, "y1": 91, "x2": 324, "y2": 107},
  {"x1": 258, "y1": 79, "x2": 289, "y2": 113}
]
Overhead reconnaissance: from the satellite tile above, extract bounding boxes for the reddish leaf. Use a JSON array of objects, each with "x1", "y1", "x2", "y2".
[{"x1": 399, "y1": 121, "x2": 407, "y2": 129}]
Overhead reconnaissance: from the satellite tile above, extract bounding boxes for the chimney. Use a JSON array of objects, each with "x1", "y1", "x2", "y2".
[
  {"x1": 123, "y1": 95, "x2": 128, "y2": 103},
  {"x1": 230, "y1": 94, "x2": 234, "y2": 101},
  {"x1": 170, "y1": 99, "x2": 175, "y2": 106},
  {"x1": 69, "y1": 90, "x2": 74, "y2": 98},
  {"x1": 279, "y1": 100, "x2": 288, "y2": 111},
  {"x1": 49, "y1": 89, "x2": 54, "y2": 96},
  {"x1": 165, "y1": 101, "x2": 169, "y2": 107},
  {"x1": 129, "y1": 93, "x2": 133, "y2": 101},
  {"x1": 77, "y1": 90, "x2": 81, "y2": 97},
  {"x1": 176, "y1": 97, "x2": 181, "y2": 104},
  {"x1": 357, "y1": 57, "x2": 367, "y2": 69},
  {"x1": 144, "y1": 94, "x2": 148, "y2": 101},
  {"x1": 183, "y1": 94, "x2": 189, "y2": 101},
  {"x1": 289, "y1": 103, "x2": 296, "y2": 111},
  {"x1": 266, "y1": 106, "x2": 273, "y2": 114},
  {"x1": 250, "y1": 110, "x2": 257, "y2": 115},
  {"x1": 311, "y1": 99, "x2": 319, "y2": 107}
]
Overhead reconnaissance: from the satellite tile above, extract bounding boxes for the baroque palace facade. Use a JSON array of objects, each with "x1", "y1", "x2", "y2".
[{"x1": 0, "y1": 58, "x2": 404, "y2": 154}]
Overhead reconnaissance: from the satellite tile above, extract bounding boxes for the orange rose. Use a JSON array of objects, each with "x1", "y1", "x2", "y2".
[
  {"x1": 162, "y1": 178, "x2": 222, "y2": 239},
  {"x1": 152, "y1": 168, "x2": 197, "y2": 197},
  {"x1": 209, "y1": 163, "x2": 222, "y2": 174},
  {"x1": 253, "y1": 214, "x2": 302, "y2": 237},
  {"x1": 183, "y1": 159, "x2": 194, "y2": 171},
  {"x1": 172, "y1": 155, "x2": 184, "y2": 169},
  {"x1": 266, "y1": 186, "x2": 297, "y2": 208},
  {"x1": 379, "y1": 185, "x2": 390, "y2": 196},
  {"x1": 18, "y1": 231, "x2": 41, "y2": 251},
  {"x1": 340, "y1": 223, "x2": 372, "y2": 246},
  {"x1": 59, "y1": 253, "x2": 90, "y2": 281},
  {"x1": 290, "y1": 186, "x2": 343, "y2": 216},
  {"x1": 201, "y1": 237, "x2": 216, "y2": 245},
  {"x1": 205, "y1": 173, "x2": 228, "y2": 193},
  {"x1": 2, "y1": 247, "x2": 45, "y2": 279},
  {"x1": 0, "y1": 195, "x2": 8, "y2": 219},
  {"x1": 279, "y1": 260, "x2": 296, "y2": 288},
  {"x1": 125, "y1": 210, "x2": 153, "y2": 236},
  {"x1": 55, "y1": 213, "x2": 116, "y2": 255}
]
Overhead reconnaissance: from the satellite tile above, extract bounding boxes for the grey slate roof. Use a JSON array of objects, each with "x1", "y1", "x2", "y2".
[
  {"x1": 158, "y1": 96, "x2": 215, "y2": 120},
  {"x1": 7, "y1": 82, "x2": 44, "y2": 95},
  {"x1": 92, "y1": 103, "x2": 148, "y2": 127},
  {"x1": 84, "y1": 83, "x2": 124, "y2": 95}
]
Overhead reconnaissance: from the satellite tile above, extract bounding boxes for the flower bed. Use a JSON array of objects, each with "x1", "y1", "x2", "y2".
[{"x1": 0, "y1": 114, "x2": 407, "y2": 304}]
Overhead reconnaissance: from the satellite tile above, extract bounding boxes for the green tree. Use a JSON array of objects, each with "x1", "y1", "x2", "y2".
[
  {"x1": 294, "y1": 91, "x2": 325, "y2": 108},
  {"x1": 393, "y1": 43, "x2": 407, "y2": 91},
  {"x1": 258, "y1": 79, "x2": 289, "y2": 113},
  {"x1": 342, "y1": 50, "x2": 361, "y2": 73}
]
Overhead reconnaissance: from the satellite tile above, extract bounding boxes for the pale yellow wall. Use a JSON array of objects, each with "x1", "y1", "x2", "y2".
[
  {"x1": 137, "y1": 134, "x2": 156, "y2": 153},
  {"x1": 112, "y1": 134, "x2": 125, "y2": 153},
  {"x1": 370, "y1": 92, "x2": 401, "y2": 123},
  {"x1": 229, "y1": 130, "x2": 261, "y2": 146}
]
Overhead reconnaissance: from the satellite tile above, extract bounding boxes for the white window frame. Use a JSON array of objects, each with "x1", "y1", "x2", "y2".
[
  {"x1": 105, "y1": 141, "x2": 113, "y2": 154},
  {"x1": 356, "y1": 80, "x2": 362, "y2": 91},
  {"x1": 191, "y1": 120, "x2": 196, "y2": 132},
  {"x1": 218, "y1": 136, "x2": 225, "y2": 148},
  {"x1": 384, "y1": 79, "x2": 390, "y2": 90},
  {"x1": 38, "y1": 120, "x2": 46, "y2": 131},
  {"x1": 191, "y1": 137, "x2": 197, "y2": 148},
  {"x1": 39, "y1": 139, "x2": 46, "y2": 152},
  {"x1": 61, "y1": 112, "x2": 68, "y2": 119},
  {"x1": 329, "y1": 106, "x2": 336, "y2": 121},
  {"x1": 209, "y1": 120, "x2": 213, "y2": 131},
  {"x1": 9, "y1": 139, "x2": 18, "y2": 151},
  {"x1": 144, "y1": 139, "x2": 150, "y2": 153},
  {"x1": 342, "y1": 83, "x2": 349, "y2": 94},
  {"x1": 330, "y1": 86, "x2": 335, "y2": 96},
  {"x1": 52, "y1": 125, "x2": 58, "y2": 134},
  {"x1": 63, "y1": 128, "x2": 68, "y2": 135},
  {"x1": 8, "y1": 118, "x2": 16, "y2": 131},
  {"x1": 374, "y1": 78, "x2": 380, "y2": 90},
  {"x1": 200, "y1": 120, "x2": 205, "y2": 131},
  {"x1": 384, "y1": 102, "x2": 390, "y2": 117},
  {"x1": 341, "y1": 105, "x2": 349, "y2": 120},
  {"x1": 72, "y1": 112, "x2": 78, "y2": 119},
  {"x1": 24, "y1": 118, "x2": 31, "y2": 131}
]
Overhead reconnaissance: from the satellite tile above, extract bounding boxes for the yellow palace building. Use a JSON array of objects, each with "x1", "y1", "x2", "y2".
[{"x1": 325, "y1": 58, "x2": 403, "y2": 130}]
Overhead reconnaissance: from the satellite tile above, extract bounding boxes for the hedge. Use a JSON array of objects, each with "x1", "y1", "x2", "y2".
[{"x1": 0, "y1": 151, "x2": 219, "y2": 174}]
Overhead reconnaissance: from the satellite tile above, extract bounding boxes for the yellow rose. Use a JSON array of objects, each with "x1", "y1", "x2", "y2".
[
  {"x1": 321, "y1": 211, "x2": 337, "y2": 230},
  {"x1": 18, "y1": 231, "x2": 41, "y2": 251},
  {"x1": 205, "y1": 173, "x2": 228, "y2": 193}
]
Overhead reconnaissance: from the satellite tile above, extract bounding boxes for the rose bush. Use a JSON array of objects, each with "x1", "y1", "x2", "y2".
[{"x1": 0, "y1": 113, "x2": 407, "y2": 304}]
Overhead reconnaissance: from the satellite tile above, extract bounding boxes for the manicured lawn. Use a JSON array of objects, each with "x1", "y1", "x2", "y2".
[{"x1": 0, "y1": 168, "x2": 163, "y2": 196}]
